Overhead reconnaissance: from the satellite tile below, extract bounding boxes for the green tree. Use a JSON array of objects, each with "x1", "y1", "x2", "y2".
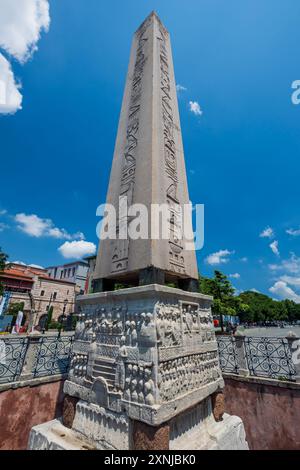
[
  {"x1": 0, "y1": 247, "x2": 8, "y2": 296},
  {"x1": 237, "y1": 291, "x2": 293, "y2": 322},
  {"x1": 199, "y1": 271, "x2": 249, "y2": 332}
]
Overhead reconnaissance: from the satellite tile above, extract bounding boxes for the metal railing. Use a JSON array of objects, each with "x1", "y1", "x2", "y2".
[
  {"x1": 0, "y1": 337, "x2": 28, "y2": 383},
  {"x1": 217, "y1": 335, "x2": 239, "y2": 374},
  {"x1": 217, "y1": 334, "x2": 299, "y2": 382},
  {"x1": 32, "y1": 335, "x2": 74, "y2": 378},
  {"x1": 0, "y1": 333, "x2": 74, "y2": 385},
  {"x1": 1, "y1": 332, "x2": 299, "y2": 386}
]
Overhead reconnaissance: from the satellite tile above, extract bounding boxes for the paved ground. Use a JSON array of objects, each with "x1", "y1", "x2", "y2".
[{"x1": 237, "y1": 326, "x2": 300, "y2": 337}]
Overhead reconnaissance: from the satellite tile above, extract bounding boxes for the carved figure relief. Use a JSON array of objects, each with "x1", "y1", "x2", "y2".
[
  {"x1": 123, "y1": 362, "x2": 155, "y2": 405},
  {"x1": 158, "y1": 351, "x2": 221, "y2": 402}
]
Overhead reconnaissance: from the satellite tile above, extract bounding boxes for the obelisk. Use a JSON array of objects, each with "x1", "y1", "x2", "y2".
[
  {"x1": 93, "y1": 11, "x2": 198, "y2": 292},
  {"x1": 28, "y1": 12, "x2": 248, "y2": 451}
]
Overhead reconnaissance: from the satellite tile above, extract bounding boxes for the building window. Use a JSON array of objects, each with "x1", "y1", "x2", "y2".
[
  {"x1": 60, "y1": 271, "x2": 63, "y2": 279},
  {"x1": 72, "y1": 267, "x2": 76, "y2": 277},
  {"x1": 53, "y1": 292, "x2": 57, "y2": 300},
  {"x1": 41, "y1": 290, "x2": 45, "y2": 296}
]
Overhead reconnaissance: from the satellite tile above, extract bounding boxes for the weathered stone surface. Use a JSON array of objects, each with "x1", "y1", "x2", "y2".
[
  {"x1": 0, "y1": 379, "x2": 64, "y2": 450},
  {"x1": 169, "y1": 397, "x2": 248, "y2": 450},
  {"x1": 28, "y1": 420, "x2": 95, "y2": 450},
  {"x1": 62, "y1": 395, "x2": 79, "y2": 429},
  {"x1": 68, "y1": 284, "x2": 223, "y2": 426},
  {"x1": 212, "y1": 391, "x2": 225, "y2": 422},
  {"x1": 72, "y1": 401, "x2": 131, "y2": 450},
  {"x1": 224, "y1": 375, "x2": 300, "y2": 450},
  {"x1": 132, "y1": 420, "x2": 169, "y2": 450},
  {"x1": 93, "y1": 11, "x2": 198, "y2": 286}
]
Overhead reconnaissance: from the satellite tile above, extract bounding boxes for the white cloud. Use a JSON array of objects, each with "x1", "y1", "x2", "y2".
[
  {"x1": 189, "y1": 101, "x2": 203, "y2": 116},
  {"x1": 279, "y1": 275, "x2": 300, "y2": 287},
  {"x1": 286, "y1": 228, "x2": 300, "y2": 237},
  {"x1": 250, "y1": 288, "x2": 260, "y2": 293},
  {"x1": 176, "y1": 84, "x2": 187, "y2": 93},
  {"x1": 240, "y1": 257, "x2": 248, "y2": 263},
  {"x1": 0, "y1": 0, "x2": 50, "y2": 115},
  {"x1": 0, "y1": 209, "x2": 7, "y2": 215},
  {"x1": 269, "y1": 253, "x2": 300, "y2": 274},
  {"x1": 0, "y1": 0, "x2": 50, "y2": 62},
  {"x1": 11, "y1": 260, "x2": 26, "y2": 266},
  {"x1": 205, "y1": 249, "x2": 234, "y2": 266},
  {"x1": 269, "y1": 240, "x2": 280, "y2": 256},
  {"x1": 16, "y1": 213, "x2": 48, "y2": 237},
  {"x1": 229, "y1": 273, "x2": 240, "y2": 279},
  {"x1": 0, "y1": 222, "x2": 8, "y2": 232},
  {"x1": 259, "y1": 226, "x2": 274, "y2": 238},
  {"x1": 269, "y1": 281, "x2": 300, "y2": 303},
  {"x1": 58, "y1": 240, "x2": 96, "y2": 260},
  {"x1": 29, "y1": 263, "x2": 44, "y2": 269},
  {"x1": 0, "y1": 53, "x2": 22, "y2": 114},
  {"x1": 15, "y1": 213, "x2": 85, "y2": 240}
]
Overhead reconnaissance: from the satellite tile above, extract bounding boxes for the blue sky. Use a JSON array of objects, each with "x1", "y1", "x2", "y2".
[{"x1": 0, "y1": 0, "x2": 300, "y2": 301}]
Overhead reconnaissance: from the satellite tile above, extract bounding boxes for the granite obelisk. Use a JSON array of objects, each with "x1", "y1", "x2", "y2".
[
  {"x1": 93, "y1": 11, "x2": 198, "y2": 292},
  {"x1": 28, "y1": 12, "x2": 248, "y2": 451}
]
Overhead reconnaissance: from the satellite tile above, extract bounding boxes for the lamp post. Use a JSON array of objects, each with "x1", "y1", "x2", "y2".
[{"x1": 62, "y1": 298, "x2": 68, "y2": 329}]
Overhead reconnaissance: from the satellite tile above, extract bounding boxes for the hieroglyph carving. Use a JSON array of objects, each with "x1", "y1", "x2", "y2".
[
  {"x1": 157, "y1": 26, "x2": 185, "y2": 275},
  {"x1": 111, "y1": 18, "x2": 151, "y2": 274}
]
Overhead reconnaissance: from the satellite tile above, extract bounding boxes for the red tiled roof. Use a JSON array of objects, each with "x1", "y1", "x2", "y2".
[
  {"x1": 38, "y1": 275, "x2": 76, "y2": 285},
  {"x1": 0, "y1": 268, "x2": 34, "y2": 282}
]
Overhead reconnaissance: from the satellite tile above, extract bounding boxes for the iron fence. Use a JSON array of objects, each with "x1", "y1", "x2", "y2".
[
  {"x1": 32, "y1": 334, "x2": 74, "y2": 377},
  {"x1": 0, "y1": 333, "x2": 298, "y2": 386},
  {"x1": 0, "y1": 333, "x2": 74, "y2": 385},
  {"x1": 217, "y1": 335, "x2": 239, "y2": 374},
  {"x1": 244, "y1": 336, "x2": 296, "y2": 381},
  {"x1": 0, "y1": 337, "x2": 28, "y2": 384},
  {"x1": 217, "y1": 335, "x2": 297, "y2": 381}
]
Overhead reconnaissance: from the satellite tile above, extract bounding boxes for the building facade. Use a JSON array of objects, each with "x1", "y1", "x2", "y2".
[
  {"x1": 46, "y1": 261, "x2": 89, "y2": 294},
  {"x1": 0, "y1": 263, "x2": 76, "y2": 330}
]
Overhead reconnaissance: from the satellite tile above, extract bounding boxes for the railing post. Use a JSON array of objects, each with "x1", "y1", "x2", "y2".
[
  {"x1": 286, "y1": 332, "x2": 300, "y2": 383},
  {"x1": 234, "y1": 332, "x2": 249, "y2": 377},
  {"x1": 19, "y1": 333, "x2": 42, "y2": 381}
]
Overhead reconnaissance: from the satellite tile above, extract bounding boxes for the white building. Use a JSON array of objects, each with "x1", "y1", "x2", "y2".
[{"x1": 47, "y1": 261, "x2": 89, "y2": 294}]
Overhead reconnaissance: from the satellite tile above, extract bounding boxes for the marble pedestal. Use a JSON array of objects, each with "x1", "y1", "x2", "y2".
[{"x1": 28, "y1": 285, "x2": 248, "y2": 450}]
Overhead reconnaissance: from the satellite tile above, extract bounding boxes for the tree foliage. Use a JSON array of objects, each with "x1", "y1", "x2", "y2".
[
  {"x1": 237, "y1": 291, "x2": 300, "y2": 322},
  {"x1": 199, "y1": 271, "x2": 249, "y2": 330},
  {"x1": 0, "y1": 247, "x2": 8, "y2": 296},
  {"x1": 198, "y1": 270, "x2": 300, "y2": 324}
]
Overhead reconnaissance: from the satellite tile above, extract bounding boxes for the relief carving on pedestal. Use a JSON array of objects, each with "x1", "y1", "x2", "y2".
[
  {"x1": 158, "y1": 351, "x2": 221, "y2": 403},
  {"x1": 71, "y1": 295, "x2": 219, "y2": 409}
]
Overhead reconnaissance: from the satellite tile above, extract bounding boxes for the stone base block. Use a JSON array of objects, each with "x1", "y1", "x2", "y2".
[
  {"x1": 28, "y1": 419, "x2": 95, "y2": 451},
  {"x1": 169, "y1": 398, "x2": 248, "y2": 450},
  {"x1": 28, "y1": 397, "x2": 248, "y2": 450},
  {"x1": 72, "y1": 400, "x2": 131, "y2": 450}
]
